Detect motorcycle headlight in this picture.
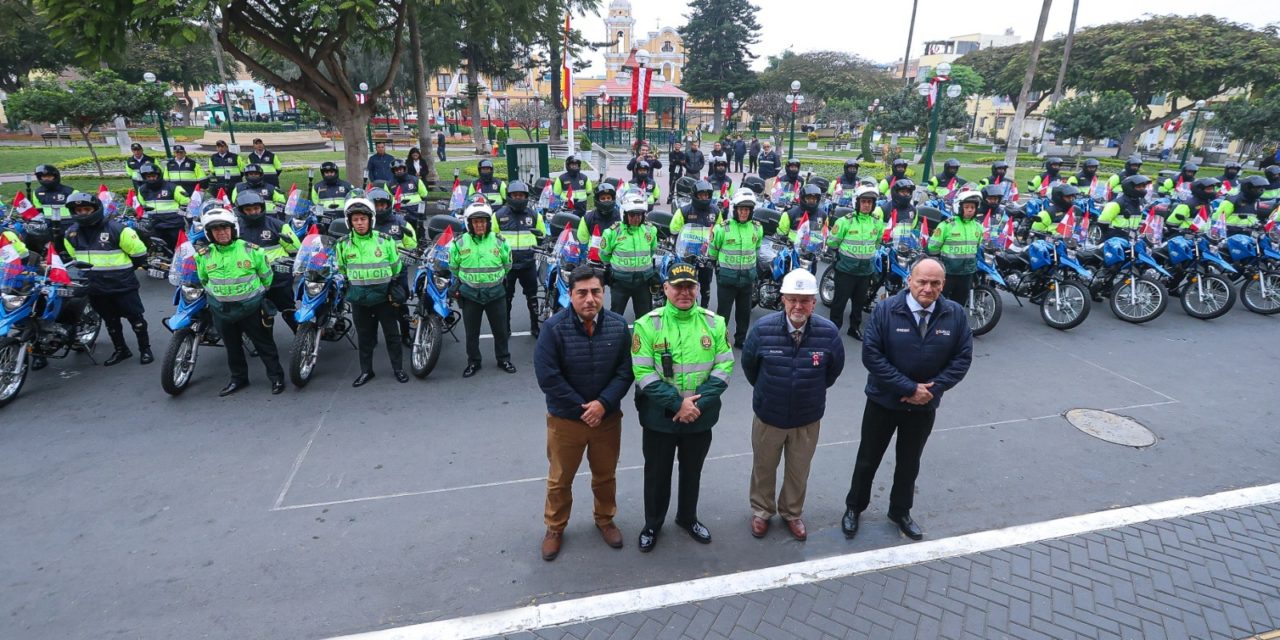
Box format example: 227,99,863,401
179,284,204,303
305,280,328,297
2,293,29,312
433,274,451,291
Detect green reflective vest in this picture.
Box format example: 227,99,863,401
336,231,402,306
709,218,762,286
1214,198,1268,228
602,221,657,285
927,216,983,275
631,301,734,434
830,212,885,276
1098,201,1144,231
448,231,511,304
196,239,272,321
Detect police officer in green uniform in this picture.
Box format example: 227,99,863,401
450,200,515,378
310,162,354,215
163,145,206,195
1107,155,1145,201
878,158,910,195
928,159,966,200
1168,178,1221,232
552,156,593,215
235,191,301,332
232,164,288,212
126,143,156,190
1215,175,1272,233
206,140,240,190
33,164,76,223
710,191,764,349
136,163,191,252
1157,163,1198,199
466,159,507,206
1028,157,1065,198
336,198,409,386
928,189,984,304
194,208,285,396
1097,176,1151,240
494,181,545,337
632,262,735,552
602,193,658,319
389,159,430,232
627,160,662,209
62,192,153,368
368,187,418,344
827,186,886,339
577,183,621,244
1031,184,1081,237
246,138,283,187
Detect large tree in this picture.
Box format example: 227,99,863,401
957,38,1063,114
758,50,896,106
1043,90,1135,150
740,90,819,154
113,39,233,125
678,0,760,132
1214,87,1280,161
38,0,409,182
0,0,68,94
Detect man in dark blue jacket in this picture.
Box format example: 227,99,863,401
533,265,634,561
742,269,845,541
842,258,972,542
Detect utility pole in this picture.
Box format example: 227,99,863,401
1051,0,1079,105
901,0,919,83
1004,0,1054,182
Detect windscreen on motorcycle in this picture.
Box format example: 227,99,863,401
536,185,562,213
892,223,919,254
1,258,35,295
553,227,583,268
168,238,201,287
1140,213,1164,246
795,224,825,256
674,226,711,261
292,231,334,279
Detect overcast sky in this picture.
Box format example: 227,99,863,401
576,0,1280,74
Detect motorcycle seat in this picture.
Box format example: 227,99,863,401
1077,246,1104,264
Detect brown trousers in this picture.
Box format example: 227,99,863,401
544,412,622,532
749,415,821,521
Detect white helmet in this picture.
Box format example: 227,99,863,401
780,269,818,295
853,185,879,202
731,190,757,211
955,189,982,206
344,197,375,224
464,200,494,221
200,208,238,239
621,193,648,216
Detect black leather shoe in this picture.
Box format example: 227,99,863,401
463,362,481,378
394,370,410,383
638,528,658,553
103,348,133,367
271,380,286,395
890,513,924,540
219,380,248,397
677,520,712,544
352,372,376,387
138,348,154,365
847,328,863,341
498,360,517,374
31,355,47,371
841,509,860,538
530,323,540,338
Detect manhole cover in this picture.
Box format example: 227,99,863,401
1064,409,1157,448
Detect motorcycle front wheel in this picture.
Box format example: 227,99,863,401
819,264,836,307
161,328,199,396
1040,279,1091,331
1180,273,1236,319
1109,276,1167,324
1240,271,1280,315
289,322,320,388
967,284,1003,336
410,314,443,379
0,340,30,408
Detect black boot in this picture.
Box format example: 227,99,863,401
132,320,153,365
527,299,541,338
104,348,133,366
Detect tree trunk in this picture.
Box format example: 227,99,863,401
549,29,562,143
407,0,438,186
181,88,195,126
1004,0,1054,183
335,107,372,185
712,97,722,134
80,126,105,177
465,60,488,155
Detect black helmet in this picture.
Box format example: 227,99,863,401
712,156,729,168
594,182,617,214
565,156,580,171
1050,183,1081,209
1181,163,1199,176
1190,177,1221,202
1120,175,1151,200
67,191,104,227
800,184,823,212
691,179,714,212
35,164,61,183
23,218,51,248
367,187,393,223
784,158,801,174
890,178,914,207
741,175,766,195
391,159,407,173
243,163,264,184
1082,158,1100,170
139,163,161,182
981,183,1008,202
992,160,1009,171
506,180,530,212
843,159,860,172
320,161,339,183
477,159,495,178
1240,175,1269,201
235,191,267,221
1223,161,1242,177
943,158,961,171
634,159,651,174
892,158,909,169
692,179,714,197
1125,154,1144,171
1265,165,1280,182
1045,156,1063,170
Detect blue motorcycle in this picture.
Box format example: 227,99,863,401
287,224,355,387
1155,230,1239,319
1221,227,1280,315
408,215,466,379
753,230,821,311
967,243,1009,336
994,235,1093,330
1077,234,1170,323
538,212,584,321
0,263,101,407
159,230,218,396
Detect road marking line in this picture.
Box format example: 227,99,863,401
271,361,354,509
271,403,1160,512
1032,336,1178,402
326,482,1280,640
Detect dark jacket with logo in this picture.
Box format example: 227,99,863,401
534,308,634,420
742,311,845,428
863,291,972,412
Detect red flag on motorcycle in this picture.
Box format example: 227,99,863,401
588,224,602,261
883,209,897,243
125,189,144,219
720,182,729,210
12,191,38,221
284,184,300,216
436,223,454,247
0,233,22,266
1057,208,1076,238
169,228,200,286
187,183,204,215
1265,210,1278,233
215,187,228,207
999,216,1015,249
795,212,811,248
45,243,71,285
981,210,993,244
306,224,320,239
393,184,404,211
1189,206,1210,233
919,215,930,240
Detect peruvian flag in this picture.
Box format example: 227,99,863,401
630,66,653,114
45,243,71,285
1056,207,1076,238
833,180,844,201
925,78,939,109
882,209,898,243
168,228,201,286
448,177,466,212
724,100,732,120
356,91,367,105
97,184,114,207
215,187,229,207
12,191,39,221
920,214,931,240
393,184,404,211
998,216,1015,249
981,211,993,244
1078,210,1090,242
821,216,830,244
126,189,144,219
588,224,603,261
187,183,204,215
1264,210,1277,233
720,182,729,211
0,233,21,266
564,180,575,207
436,222,455,247
1189,206,1210,233
795,212,811,248
284,183,300,215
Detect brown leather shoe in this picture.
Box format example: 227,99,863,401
598,522,624,549
541,530,563,561
786,518,807,541
750,516,770,538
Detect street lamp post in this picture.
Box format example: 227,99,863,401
634,49,651,150
358,82,373,152
725,91,736,133
142,72,172,160
598,86,610,146
265,91,276,122
1179,99,1209,168
919,61,962,184
784,81,805,159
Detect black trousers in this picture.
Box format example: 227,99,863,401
715,277,753,345
461,296,510,364
733,156,744,172
437,146,446,162
609,279,653,320
265,284,298,333
504,265,539,329
217,308,283,384
695,264,714,308
942,272,974,307
829,270,872,331
749,155,759,173
845,399,937,518
642,427,714,530
352,301,403,374
89,291,149,350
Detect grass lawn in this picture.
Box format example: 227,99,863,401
131,126,207,142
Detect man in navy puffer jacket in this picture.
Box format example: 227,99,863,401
742,270,846,541
534,266,634,561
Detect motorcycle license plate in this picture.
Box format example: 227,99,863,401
147,269,167,279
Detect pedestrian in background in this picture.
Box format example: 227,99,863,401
534,265,634,561
733,136,747,174
748,137,761,174
742,270,845,541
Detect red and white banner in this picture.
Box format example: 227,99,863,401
561,13,573,111
630,67,653,114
